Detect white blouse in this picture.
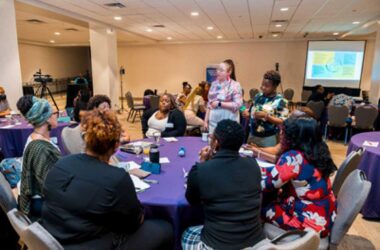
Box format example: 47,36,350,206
146,111,168,137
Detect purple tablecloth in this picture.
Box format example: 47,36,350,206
0,117,69,158
115,137,206,249
347,132,380,218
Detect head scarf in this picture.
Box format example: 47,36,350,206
25,97,52,127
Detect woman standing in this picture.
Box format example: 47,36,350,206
16,96,60,219
204,60,243,134
183,85,206,126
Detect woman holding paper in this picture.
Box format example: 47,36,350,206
41,109,173,249
204,60,243,134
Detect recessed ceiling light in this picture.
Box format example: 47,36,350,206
217,35,223,39
146,28,153,32
275,24,282,28
272,34,278,37
280,7,289,12
54,32,61,36
114,16,122,21
207,26,214,30
191,12,199,16
352,21,360,24
49,40,55,43
167,36,172,40
333,32,339,35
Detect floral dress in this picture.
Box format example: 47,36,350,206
261,150,337,238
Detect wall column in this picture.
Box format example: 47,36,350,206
370,23,380,104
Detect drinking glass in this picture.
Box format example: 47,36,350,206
153,132,161,146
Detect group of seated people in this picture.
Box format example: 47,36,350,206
0,59,343,249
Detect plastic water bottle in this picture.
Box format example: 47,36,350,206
178,147,186,157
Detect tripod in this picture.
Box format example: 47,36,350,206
35,82,59,111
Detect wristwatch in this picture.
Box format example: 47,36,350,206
218,101,222,107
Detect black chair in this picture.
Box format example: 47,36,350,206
126,91,146,123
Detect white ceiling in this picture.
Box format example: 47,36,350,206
16,0,380,45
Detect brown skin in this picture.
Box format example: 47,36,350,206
155,94,173,120
199,133,219,162
253,78,283,125
0,89,10,116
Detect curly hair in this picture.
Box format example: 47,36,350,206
214,119,245,151
81,110,121,155
263,70,281,87
282,117,337,178
87,95,111,110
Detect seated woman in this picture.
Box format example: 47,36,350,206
41,110,173,249
176,82,192,109
262,116,337,238
16,96,60,219
142,93,186,138
0,87,11,116
183,85,206,126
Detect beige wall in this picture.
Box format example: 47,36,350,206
18,43,91,83
118,40,375,101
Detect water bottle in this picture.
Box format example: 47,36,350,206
178,147,186,157
149,144,160,163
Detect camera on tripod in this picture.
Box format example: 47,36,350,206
33,69,53,85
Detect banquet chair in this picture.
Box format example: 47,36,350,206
257,229,320,250
263,170,371,250
353,105,378,130
150,95,160,110
7,208,31,237
332,148,364,196
301,90,312,102
324,105,350,144
306,101,325,120
126,91,146,123
21,221,64,250
283,88,294,101
249,88,259,100
61,124,83,154
0,173,17,213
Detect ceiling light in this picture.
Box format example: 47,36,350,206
217,35,223,39
272,34,278,37
275,24,282,28
352,21,360,24
54,32,61,36
280,7,289,12
191,12,199,16
167,36,172,40
49,40,55,43
114,16,122,21
333,32,339,35
207,26,214,30
146,28,153,32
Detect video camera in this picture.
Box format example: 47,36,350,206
33,69,53,85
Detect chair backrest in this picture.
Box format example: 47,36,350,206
61,125,84,155
306,101,325,120
125,91,134,109
150,95,160,110
249,88,259,100
354,105,378,129
257,230,320,250
7,208,31,236
301,90,312,102
327,105,349,127
283,88,294,101
330,170,371,247
0,173,17,213
332,148,364,196
22,222,64,250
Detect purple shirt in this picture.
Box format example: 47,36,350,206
207,79,243,113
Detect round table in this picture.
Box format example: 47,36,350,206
347,132,380,218
0,117,69,158
115,137,206,249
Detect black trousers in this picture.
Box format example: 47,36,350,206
65,219,173,250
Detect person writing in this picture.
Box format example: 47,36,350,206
204,60,243,134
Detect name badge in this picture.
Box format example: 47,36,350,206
166,123,174,128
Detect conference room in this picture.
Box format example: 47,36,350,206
1,0,380,249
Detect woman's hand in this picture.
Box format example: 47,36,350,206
199,146,213,162
254,111,267,120
203,120,209,131
210,101,219,109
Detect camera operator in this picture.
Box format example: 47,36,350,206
0,87,11,117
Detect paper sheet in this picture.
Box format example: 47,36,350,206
130,174,150,191
118,161,141,171
163,137,178,142
256,159,275,168
0,125,15,129
143,157,170,164
362,140,379,148
239,148,253,157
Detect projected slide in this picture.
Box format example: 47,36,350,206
304,41,365,88
307,51,362,80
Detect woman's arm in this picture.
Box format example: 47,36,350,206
161,109,186,137
141,109,155,138
245,143,281,163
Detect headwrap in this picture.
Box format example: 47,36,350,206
25,96,52,127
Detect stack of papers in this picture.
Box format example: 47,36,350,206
117,161,141,171
130,175,150,192
239,148,253,157
256,159,275,168
163,137,178,142
362,141,379,148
